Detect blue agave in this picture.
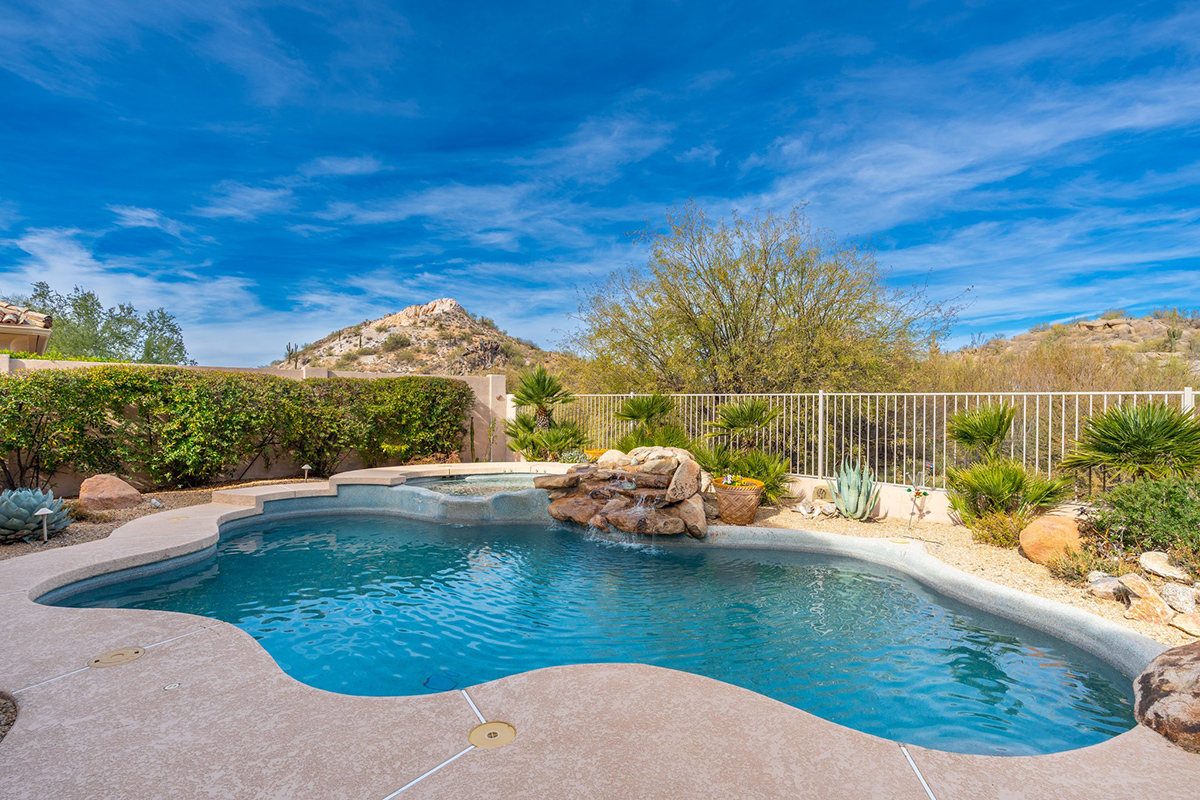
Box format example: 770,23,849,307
0,488,71,543
827,460,881,521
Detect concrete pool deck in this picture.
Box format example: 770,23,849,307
1,462,1197,798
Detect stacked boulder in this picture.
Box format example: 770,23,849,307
535,447,715,539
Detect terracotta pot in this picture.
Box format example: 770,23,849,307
713,479,764,525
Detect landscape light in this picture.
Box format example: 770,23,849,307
33,507,52,542
302,464,313,480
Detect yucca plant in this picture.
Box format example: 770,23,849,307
705,398,781,452
947,403,1016,461
1060,402,1200,480
946,459,1072,545
735,449,793,505
0,488,71,543
615,393,674,433
828,460,881,520
512,365,573,430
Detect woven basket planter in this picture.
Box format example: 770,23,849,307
713,479,764,525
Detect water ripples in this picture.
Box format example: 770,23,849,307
59,515,1135,755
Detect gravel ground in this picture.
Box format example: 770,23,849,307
0,479,322,564
755,506,1193,647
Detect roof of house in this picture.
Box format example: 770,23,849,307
0,301,52,329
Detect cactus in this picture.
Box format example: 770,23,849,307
827,460,881,521
0,488,71,543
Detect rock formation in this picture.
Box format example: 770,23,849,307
78,474,142,511
1134,640,1200,753
537,447,715,539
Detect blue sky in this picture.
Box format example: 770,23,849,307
2,1,1199,366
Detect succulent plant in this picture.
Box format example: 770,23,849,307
0,488,71,544
827,460,881,521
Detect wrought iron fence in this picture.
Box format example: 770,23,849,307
559,390,1194,487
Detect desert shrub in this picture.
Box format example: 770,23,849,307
0,369,105,490
947,459,1072,546
1081,476,1200,571
381,333,412,352
1060,402,1200,481
1045,549,1112,585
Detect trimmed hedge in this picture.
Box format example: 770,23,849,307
0,366,474,490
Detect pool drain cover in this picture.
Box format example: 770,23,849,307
469,721,516,749
88,647,145,668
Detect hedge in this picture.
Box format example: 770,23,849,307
0,366,474,490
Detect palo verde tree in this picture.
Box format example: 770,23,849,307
569,202,957,393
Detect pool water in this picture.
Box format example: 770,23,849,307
55,515,1135,755
405,474,542,496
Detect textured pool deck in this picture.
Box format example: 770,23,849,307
1,463,1197,799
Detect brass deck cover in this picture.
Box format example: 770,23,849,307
89,647,145,668
469,721,516,749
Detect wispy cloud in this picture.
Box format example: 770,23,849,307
192,182,295,221
108,205,189,239
300,155,385,177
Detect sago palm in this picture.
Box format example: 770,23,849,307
1060,402,1200,480
512,365,573,430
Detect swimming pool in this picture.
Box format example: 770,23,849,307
51,513,1135,755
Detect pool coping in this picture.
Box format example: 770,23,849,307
0,462,1196,798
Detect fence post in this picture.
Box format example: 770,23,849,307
817,390,826,479
1185,387,1195,414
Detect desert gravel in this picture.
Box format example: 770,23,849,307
755,507,1193,647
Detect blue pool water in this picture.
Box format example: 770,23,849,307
54,515,1135,755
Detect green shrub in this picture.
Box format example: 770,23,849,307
0,367,473,489
1082,476,1200,571
503,413,590,461
614,424,692,453
947,403,1015,461
381,333,412,352
704,398,780,451
734,449,792,505
1045,548,1111,585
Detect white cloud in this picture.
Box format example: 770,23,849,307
192,181,295,221
300,155,385,177
513,114,672,184
108,205,189,239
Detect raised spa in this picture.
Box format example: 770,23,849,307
48,512,1136,756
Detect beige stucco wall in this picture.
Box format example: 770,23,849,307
786,475,954,525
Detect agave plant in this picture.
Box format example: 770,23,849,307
948,403,1017,462
512,365,573,430
827,460,881,520
0,488,71,543
1060,402,1200,480
704,398,781,451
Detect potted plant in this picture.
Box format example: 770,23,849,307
713,474,764,525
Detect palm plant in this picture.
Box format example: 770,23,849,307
503,413,590,461
735,449,793,505
512,365,572,430
705,398,781,451
948,403,1016,461
947,459,1073,545
614,424,692,454
1060,402,1200,480
615,393,674,433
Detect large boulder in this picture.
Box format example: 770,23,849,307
548,497,605,526
1118,574,1176,624
1018,516,1081,565
1139,551,1192,582
640,457,679,475
596,449,630,468
664,494,707,539
78,474,142,511
606,506,685,536
534,474,581,490
1134,641,1200,752
666,459,701,503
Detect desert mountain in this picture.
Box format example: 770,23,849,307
983,311,1200,363
277,298,571,379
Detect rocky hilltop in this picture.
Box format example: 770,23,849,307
990,312,1200,362
277,298,570,378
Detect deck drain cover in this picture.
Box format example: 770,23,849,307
89,647,145,668
889,537,911,544
469,721,516,749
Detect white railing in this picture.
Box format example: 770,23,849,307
561,389,1193,487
